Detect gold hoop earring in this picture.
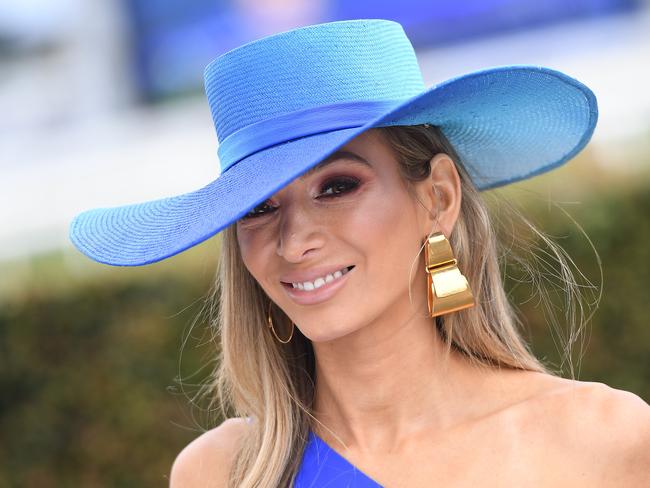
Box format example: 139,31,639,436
267,301,295,344
424,232,475,317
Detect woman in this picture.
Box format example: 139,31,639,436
70,19,650,487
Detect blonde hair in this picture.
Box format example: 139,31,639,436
197,124,598,487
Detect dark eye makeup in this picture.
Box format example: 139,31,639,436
239,175,361,221
318,175,360,198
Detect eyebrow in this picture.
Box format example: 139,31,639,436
299,150,370,180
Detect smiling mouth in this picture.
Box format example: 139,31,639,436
281,265,355,291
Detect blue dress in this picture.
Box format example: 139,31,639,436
294,430,384,487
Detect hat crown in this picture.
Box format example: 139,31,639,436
204,19,425,143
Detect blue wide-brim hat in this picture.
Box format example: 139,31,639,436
70,19,598,266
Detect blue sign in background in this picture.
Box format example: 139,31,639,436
123,0,640,102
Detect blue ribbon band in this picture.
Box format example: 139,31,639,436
217,99,405,172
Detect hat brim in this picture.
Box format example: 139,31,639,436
70,65,597,266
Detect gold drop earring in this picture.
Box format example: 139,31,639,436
424,232,475,317
267,300,295,344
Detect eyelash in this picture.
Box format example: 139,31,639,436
241,176,360,220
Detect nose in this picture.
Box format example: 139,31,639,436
276,200,325,263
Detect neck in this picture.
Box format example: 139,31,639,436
310,294,497,451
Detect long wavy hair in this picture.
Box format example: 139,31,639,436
197,124,598,487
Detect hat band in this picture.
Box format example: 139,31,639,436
217,99,405,172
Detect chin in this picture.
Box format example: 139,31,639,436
300,321,361,344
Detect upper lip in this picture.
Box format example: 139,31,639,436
280,264,353,284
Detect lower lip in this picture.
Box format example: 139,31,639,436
282,267,354,305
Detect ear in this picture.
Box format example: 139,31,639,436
414,153,462,238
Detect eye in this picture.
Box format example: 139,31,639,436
318,176,360,198
239,176,360,221
241,200,277,220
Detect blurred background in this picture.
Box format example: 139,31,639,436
1,0,649,485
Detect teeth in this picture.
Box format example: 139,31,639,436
291,266,351,291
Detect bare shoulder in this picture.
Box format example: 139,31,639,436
531,377,650,486
546,378,650,440
169,417,250,488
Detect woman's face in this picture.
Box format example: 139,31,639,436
235,129,443,343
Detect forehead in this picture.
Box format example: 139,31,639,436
299,149,370,179
299,129,385,180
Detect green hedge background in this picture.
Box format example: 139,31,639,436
1,150,649,487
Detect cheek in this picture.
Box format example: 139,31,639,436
347,197,400,240
359,193,423,293
340,187,420,267
236,229,266,281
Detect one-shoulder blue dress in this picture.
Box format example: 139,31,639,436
294,430,384,487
